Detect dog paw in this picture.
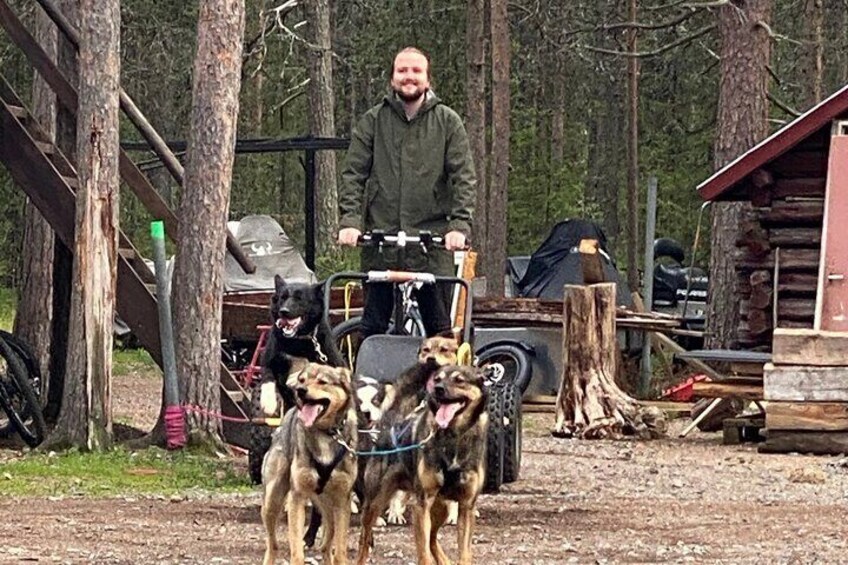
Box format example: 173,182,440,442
375,516,387,527
351,498,359,514
386,511,406,525
259,382,278,416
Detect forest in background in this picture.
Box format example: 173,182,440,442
1,0,845,285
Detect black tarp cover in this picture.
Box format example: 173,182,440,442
516,219,633,307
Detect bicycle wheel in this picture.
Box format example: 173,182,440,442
0,330,44,401
476,343,533,394
0,335,46,447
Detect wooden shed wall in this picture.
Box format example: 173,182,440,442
734,128,831,351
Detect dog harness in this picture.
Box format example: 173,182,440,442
308,416,355,494
307,444,349,494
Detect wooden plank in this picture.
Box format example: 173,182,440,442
764,363,848,401
815,132,848,331
691,381,763,400
772,327,848,366
759,431,848,455
766,402,848,431
769,227,821,248
730,362,766,376
758,200,824,227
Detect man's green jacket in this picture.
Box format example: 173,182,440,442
339,91,476,274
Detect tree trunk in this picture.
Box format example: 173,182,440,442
487,0,509,297
800,0,823,108
172,0,245,446
15,6,57,400
705,0,772,350
625,0,640,291
584,2,624,251
304,0,338,256
550,58,565,167
467,0,488,284
45,0,80,424
48,0,121,450
553,283,666,439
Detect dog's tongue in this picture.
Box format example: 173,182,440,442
435,402,463,429
298,403,323,427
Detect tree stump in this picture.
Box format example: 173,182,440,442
553,283,666,439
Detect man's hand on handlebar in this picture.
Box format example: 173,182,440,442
338,227,362,247
444,230,467,251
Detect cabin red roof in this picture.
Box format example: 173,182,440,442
697,84,848,201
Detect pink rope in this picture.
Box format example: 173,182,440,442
164,405,187,449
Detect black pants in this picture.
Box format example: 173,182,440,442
360,282,452,338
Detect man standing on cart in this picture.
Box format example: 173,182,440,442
338,46,477,338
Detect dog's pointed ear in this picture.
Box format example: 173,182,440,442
274,274,286,292
313,279,326,300
480,364,499,385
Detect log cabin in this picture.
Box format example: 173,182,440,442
697,84,848,454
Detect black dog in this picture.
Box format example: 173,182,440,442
258,275,344,416
256,275,344,549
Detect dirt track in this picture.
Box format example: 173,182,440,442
2,374,848,564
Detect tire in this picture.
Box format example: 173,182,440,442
476,343,533,394
501,383,522,483
332,317,366,371
0,331,43,438
482,387,505,494
247,384,277,485
0,330,43,401
0,336,46,447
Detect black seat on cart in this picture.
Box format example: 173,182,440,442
354,335,424,383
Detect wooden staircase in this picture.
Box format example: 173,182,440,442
0,3,250,447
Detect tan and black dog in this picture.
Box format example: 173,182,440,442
261,363,358,565
385,335,459,420
356,364,488,565
358,335,459,525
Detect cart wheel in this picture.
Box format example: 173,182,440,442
483,387,505,494
247,384,280,485
501,383,522,483
476,343,533,394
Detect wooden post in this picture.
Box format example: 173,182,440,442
578,239,606,284
553,283,666,439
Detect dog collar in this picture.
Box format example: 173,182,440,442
273,324,329,364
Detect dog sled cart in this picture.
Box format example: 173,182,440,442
222,223,525,494
325,267,523,494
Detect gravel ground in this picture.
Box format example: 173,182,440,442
1,372,847,564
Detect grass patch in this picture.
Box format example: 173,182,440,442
112,347,159,378
0,447,251,497
0,287,15,331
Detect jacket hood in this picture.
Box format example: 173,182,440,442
384,90,441,120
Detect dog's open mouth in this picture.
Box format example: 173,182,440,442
297,397,330,427
275,316,303,337
434,398,467,429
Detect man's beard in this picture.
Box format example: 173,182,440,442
394,85,426,103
